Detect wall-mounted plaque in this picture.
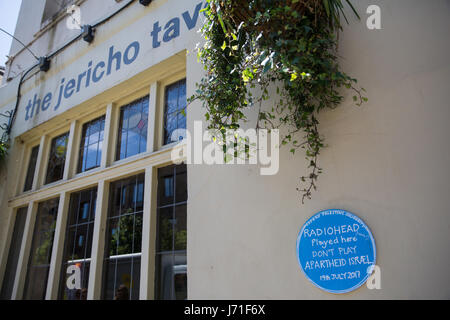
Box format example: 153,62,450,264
296,209,376,293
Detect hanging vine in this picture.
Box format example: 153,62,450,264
190,0,367,203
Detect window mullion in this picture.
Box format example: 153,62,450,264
147,82,158,153
63,120,78,180
139,166,155,300
87,180,109,300
101,103,115,168
11,202,38,300
45,191,70,300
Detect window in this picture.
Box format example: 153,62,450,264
42,0,74,23
23,145,40,192
0,207,28,299
23,198,59,300
45,132,69,184
102,174,145,300
58,187,97,300
164,79,186,145
155,164,187,300
77,116,105,173
116,96,149,160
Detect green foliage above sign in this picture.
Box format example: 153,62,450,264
0,140,8,163
190,0,367,203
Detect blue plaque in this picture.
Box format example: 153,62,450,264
296,209,376,294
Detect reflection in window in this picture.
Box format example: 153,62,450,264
24,145,40,192
78,116,105,173
0,207,27,299
155,164,187,300
58,188,97,300
23,198,59,300
102,174,144,300
116,96,149,161
45,133,69,184
164,79,186,145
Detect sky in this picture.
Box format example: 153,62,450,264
0,0,22,67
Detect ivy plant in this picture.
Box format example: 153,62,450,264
0,140,8,163
190,0,367,203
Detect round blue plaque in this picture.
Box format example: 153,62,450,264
296,209,376,294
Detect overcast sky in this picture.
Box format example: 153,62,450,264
0,0,22,67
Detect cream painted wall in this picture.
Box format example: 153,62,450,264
186,0,450,299
0,0,449,300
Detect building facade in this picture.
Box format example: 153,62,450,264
0,0,449,300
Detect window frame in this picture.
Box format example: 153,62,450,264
101,173,145,300
4,60,187,300
22,144,41,193
22,197,60,300
44,130,70,186
77,115,106,174
154,163,187,300
58,187,98,300
115,95,150,162
155,72,187,151
162,79,187,146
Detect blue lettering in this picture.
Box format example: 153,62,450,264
151,22,161,48
85,61,92,88
163,18,180,42
25,99,32,121
77,71,87,92
182,2,203,30
42,92,52,111
123,41,140,65
64,78,76,99
107,46,121,75
54,78,65,110
24,1,206,121
93,61,105,82
31,94,40,116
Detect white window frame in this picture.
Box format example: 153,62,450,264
1,56,188,300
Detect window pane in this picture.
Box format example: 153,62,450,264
0,207,28,299
84,143,99,171
59,262,90,300
175,166,187,203
155,253,187,300
102,257,140,300
24,145,40,192
157,207,174,252
164,79,186,145
87,118,101,144
102,173,144,300
46,133,69,184
78,116,105,173
155,164,187,300
164,112,178,145
116,96,149,160
178,81,186,109
166,84,179,114
133,213,143,254
116,215,136,255
177,111,186,139
23,198,59,300
58,188,96,300
106,217,120,257
174,204,187,251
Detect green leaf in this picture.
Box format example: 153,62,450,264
290,72,298,81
